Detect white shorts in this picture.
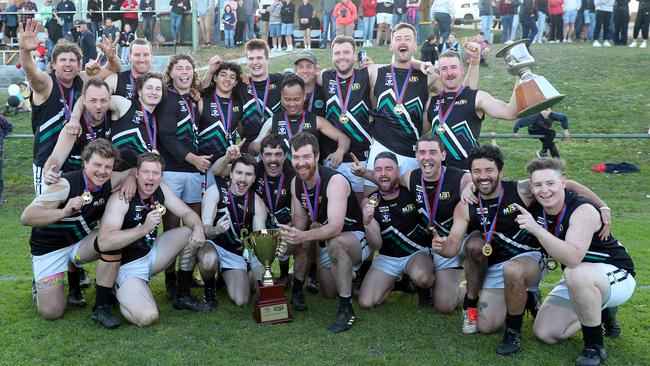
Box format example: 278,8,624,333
32,241,83,281
162,171,215,204
33,163,46,196
548,263,636,308
318,231,371,271
371,249,433,280
376,12,393,25
365,139,418,188
324,160,366,193
482,251,546,290
207,240,262,271
116,241,158,287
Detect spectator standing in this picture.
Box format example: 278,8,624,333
534,0,549,42
87,0,103,37
563,0,579,41
0,113,12,205
56,0,75,37
298,0,314,49
499,0,517,43
170,0,191,46
612,0,630,45
321,0,338,48
581,0,597,41
235,0,246,46
119,23,135,62
140,0,157,42
36,0,53,23
479,0,495,43
269,0,283,52
281,0,296,51
513,108,570,158
406,0,422,43
75,20,97,69
104,0,122,28
376,0,394,45
629,0,650,48
509,0,521,42
430,0,454,43
5,0,18,43
121,0,139,33
362,0,377,47
394,0,407,24
259,0,273,43
520,0,538,47
244,0,259,42
592,0,613,46
44,11,63,59
223,4,237,48
18,0,37,29
334,0,358,37
548,0,564,42
197,0,212,46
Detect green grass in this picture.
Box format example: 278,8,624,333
1,38,649,365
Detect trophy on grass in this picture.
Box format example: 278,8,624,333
241,228,292,324
495,39,565,118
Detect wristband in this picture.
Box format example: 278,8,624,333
599,207,611,211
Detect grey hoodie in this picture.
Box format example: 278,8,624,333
269,0,283,23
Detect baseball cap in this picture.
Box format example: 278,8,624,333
75,19,86,26
294,50,317,65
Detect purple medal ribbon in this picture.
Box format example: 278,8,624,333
302,174,321,223
213,92,233,143
437,86,465,130
420,167,446,227
284,112,306,139
250,78,270,115
335,72,356,118
227,187,249,229
306,91,315,113
140,104,157,151
477,185,504,244
263,173,285,212
56,80,75,121
82,172,101,194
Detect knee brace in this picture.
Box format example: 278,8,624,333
94,238,122,263
179,245,198,271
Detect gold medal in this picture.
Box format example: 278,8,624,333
368,195,379,208
339,113,349,124
437,125,446,135
155,202,167,215
81,191,93,205
310,222,322,230
482,243,493,256
394,104,405,115
546,258,558,271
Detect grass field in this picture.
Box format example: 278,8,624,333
1,31,649,365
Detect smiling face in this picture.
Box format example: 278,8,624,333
139,77,163,108
281,84,306,116
230,161,256,196
416,140,446,180
291,144,319,182
439,55,465,91
470,158,502,198
332,41,355,76
214,68,238,95
294,60,317,86
169,59,194,93
247,48,269,79
530,169,566,211
52,51,81,84
137,160,163,198
261,145,285,177
83,153,114,188
373,157,399,194
83,85,111,125
391,27,417,63
129,43,152,76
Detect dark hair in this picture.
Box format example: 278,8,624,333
245,39,270,59
136,72,165,95
281,73,305,93
290,132,319,156
213,62,242,88
51,39,82,69
525,157,565,177
467,145,504,172
374,151,398,165
260,133,287,155
416,133,446,154
137,152,166,170
82,78,110,96
478,31,485,36
129,38,152,54
81,138,119,163
231,154,257,172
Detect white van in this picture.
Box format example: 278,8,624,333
454,0,480,24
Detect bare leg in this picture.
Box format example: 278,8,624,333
358,268,396,309
534,296,581,343
35,273,66,320
432,268,463,314
116,277,159,327
222,269,250,306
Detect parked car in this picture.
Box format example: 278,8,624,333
454,0,480,24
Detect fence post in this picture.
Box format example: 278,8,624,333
192,6,198,52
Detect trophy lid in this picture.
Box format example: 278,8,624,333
495,39,530,58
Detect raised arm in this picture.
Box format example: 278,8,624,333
475,86,518,121
18,20,53,99
42,128,78,180
20,180,78,227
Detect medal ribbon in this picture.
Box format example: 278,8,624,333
250,78,270,115
137,194,156,211
129,72,137,96
437,86,465,129
420,167,446,226
543,203,567,237
335,72,356,117
227,188,249,229
306,91,315,112
141,104,157,151
56,80,74,121
82,111,97,141
82,172,101,193
477,184,504,244
284,112,305,139
302,174,321,222
172,88,196,127
390,64,412,106
263,173,284,212
213,92,233,139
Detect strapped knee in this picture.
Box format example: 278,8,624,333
94,238,122,262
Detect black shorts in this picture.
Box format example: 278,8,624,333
299,23,312,31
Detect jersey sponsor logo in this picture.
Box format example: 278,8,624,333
304,123,312,129
278,126,286,134
210,103,219,117
315,100,325,108
402,203,416,213
352,82,361,91
440,191,451,200
233,106,240,112
92,198,106,207
503,204,517,215
381,212,391,223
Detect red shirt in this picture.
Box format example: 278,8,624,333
122,0,139,19
333,1,358,26
362,0,378,16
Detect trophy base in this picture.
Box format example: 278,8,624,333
254,284,292,325
515,77,565,118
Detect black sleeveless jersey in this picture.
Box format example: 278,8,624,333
31,73,83,167
371,66,429,157
115,70,138,99
371,187,429,257
62,116,111,172
120,187,166,265
294,165,364,232
270,111,319,157
531,190,635,277
305,87,326,118
111,99,156,171
408,166,465,237
467,180,541,266
254,160,294,226
427,88,484,170
29,170,112,255
155,89,200,172
198,90,243,163
211,177,258,256
321,69,372,163
237,73,284,152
